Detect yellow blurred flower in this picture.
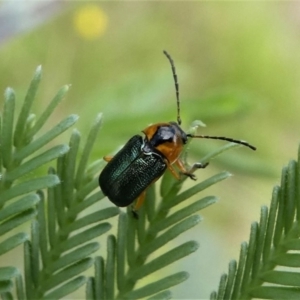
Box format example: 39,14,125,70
74,5,108,40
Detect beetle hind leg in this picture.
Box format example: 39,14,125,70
131,190,146,219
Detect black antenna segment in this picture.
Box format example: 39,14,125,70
163,50,181,125
186,134,256,151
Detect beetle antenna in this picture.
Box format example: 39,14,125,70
163,50,181,125
186,134,256,151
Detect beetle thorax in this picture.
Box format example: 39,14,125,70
142,122,187,164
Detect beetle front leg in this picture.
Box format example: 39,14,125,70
176,159,209,181
187,162,209,179
166,163,181,180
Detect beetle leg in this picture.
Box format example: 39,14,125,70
166,163,181,180
134,191,146,210
175,159,196,180
131,190,146,218
191,162,209,171
176,159,209,181
104,156,114,162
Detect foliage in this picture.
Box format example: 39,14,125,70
85,170,230,299
1,66,300,300
0,66,228,299
212,145,300,300
0,66,121,299
0,65,76,295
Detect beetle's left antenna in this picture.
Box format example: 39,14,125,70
163,50,181,125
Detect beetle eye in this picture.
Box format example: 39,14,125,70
161,129,174,141
149,126,175,146
158,126,175,142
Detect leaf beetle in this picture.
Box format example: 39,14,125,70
99,50,256,213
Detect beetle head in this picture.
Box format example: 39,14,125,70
142,122,187,164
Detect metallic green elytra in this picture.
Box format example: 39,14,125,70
99,135,167,207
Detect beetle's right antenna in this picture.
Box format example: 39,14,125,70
163,50,181,125
186,133,256,151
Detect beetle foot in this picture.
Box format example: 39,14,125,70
188,173,197,180
131,207,139,219
181,172,197,181
181,162,209,181
193,162,209,169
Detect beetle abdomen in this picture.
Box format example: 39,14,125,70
99,135,167,207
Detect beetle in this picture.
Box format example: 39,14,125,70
99,50,256,213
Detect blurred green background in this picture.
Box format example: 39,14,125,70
1,1,300,299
